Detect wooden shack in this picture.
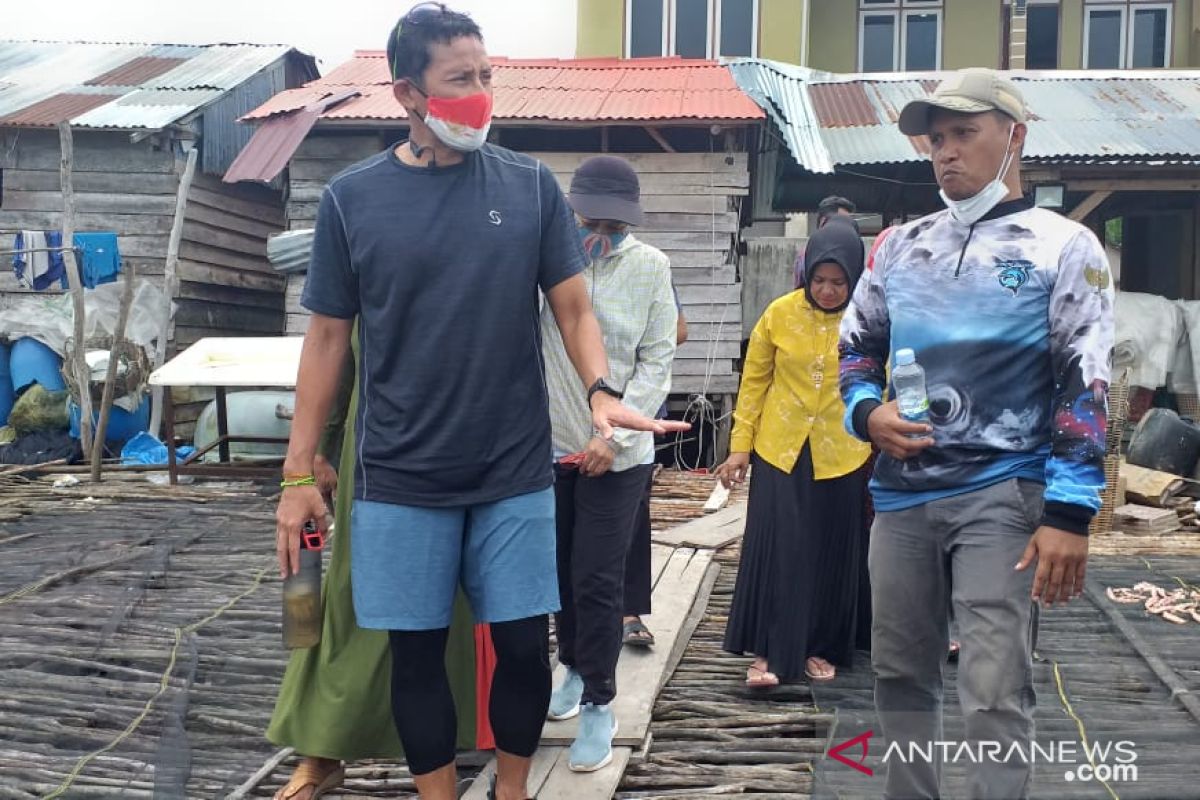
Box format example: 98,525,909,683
0,41,317,429
229,55,764,455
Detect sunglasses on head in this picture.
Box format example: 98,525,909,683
392,2,451,81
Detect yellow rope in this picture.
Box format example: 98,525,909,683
41,567,271,799
1051,660,1120,800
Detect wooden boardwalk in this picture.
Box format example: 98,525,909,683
4,468,1200,800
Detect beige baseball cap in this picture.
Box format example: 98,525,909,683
898,68,1027,136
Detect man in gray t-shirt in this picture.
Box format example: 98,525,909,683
274,7,684,800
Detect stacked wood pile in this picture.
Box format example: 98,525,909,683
1093,459,1200,555
282,138,746,396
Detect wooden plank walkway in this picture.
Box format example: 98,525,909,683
616,546,1200,800
9,467,1195,800
464,547,719,799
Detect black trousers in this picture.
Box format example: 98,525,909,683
622,467,655,616
554,463,653,705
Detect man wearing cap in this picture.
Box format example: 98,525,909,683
839,69,1113,798
540,155,677,772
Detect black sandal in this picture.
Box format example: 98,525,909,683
622,618,655,647
487,773,535,800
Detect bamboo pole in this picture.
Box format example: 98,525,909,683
149,147,198,440
58,122,94,456
90,257,136,481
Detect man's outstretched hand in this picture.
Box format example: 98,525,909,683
1016,526,1089,606
590,392,690,440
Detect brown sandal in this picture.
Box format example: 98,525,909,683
275,759,345,800
746,664,779,688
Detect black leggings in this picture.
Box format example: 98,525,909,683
388,614,551,775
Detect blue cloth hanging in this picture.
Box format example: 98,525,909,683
12,230,68,290
73,232,122,288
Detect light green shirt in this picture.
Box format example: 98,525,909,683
540,234,678,472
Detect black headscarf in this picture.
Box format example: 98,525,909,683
803,216,865,314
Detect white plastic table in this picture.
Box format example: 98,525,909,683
149,337,304,484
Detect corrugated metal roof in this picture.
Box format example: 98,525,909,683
85,56,189,87
241,53,764,124
729,59,1200,174
0,40,313,130
0,92,119,126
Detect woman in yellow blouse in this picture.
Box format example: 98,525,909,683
715,218,871,687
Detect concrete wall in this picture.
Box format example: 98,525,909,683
1059,0,1084,68
578,0,1199,68
760,0,805,63
943,0,1002,69
808,0,856,72
577,0,624,57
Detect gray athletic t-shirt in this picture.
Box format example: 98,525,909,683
302,144,586,507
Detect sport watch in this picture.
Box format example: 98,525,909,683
587,377,624,406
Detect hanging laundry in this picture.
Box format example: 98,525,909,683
12,230,68,290
73,232,122,289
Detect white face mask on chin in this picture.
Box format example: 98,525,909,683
940,124,1017,226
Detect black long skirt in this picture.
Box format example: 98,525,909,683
723,445,869,681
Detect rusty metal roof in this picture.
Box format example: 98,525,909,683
729,59,1200,174
240,53,764,125
0,41,315,130
85,56,189,87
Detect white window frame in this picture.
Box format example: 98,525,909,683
626,0,759,58
858,10,901,72
669,0,716,58
1127,2,1172,67
901,8,943,70
856,1,943,72
714,0,760,58
1083,1,1172,68
625,0,669,58
1083,4,1128,68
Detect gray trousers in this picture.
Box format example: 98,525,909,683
870,479,1042,800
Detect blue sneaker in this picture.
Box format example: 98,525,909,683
568,703,618,772
547,667,584,721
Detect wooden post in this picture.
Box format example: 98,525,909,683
58,122,94,457
90,259,136,482
149,146,199,439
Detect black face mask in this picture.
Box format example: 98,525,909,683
803,217,865,314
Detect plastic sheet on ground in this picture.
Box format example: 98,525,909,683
121,431,195,466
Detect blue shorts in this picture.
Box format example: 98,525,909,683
350,487,559,630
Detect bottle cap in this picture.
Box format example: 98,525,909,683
895,348,916,367
301,521,325,551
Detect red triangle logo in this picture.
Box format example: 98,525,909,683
828,730,874,776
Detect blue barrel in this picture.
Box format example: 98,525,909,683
70,394,151,445
0,342,13,426
9,338,66,392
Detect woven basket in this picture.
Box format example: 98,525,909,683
1092,372,1130,536
1106,370,1130,454
1089,454,1123,535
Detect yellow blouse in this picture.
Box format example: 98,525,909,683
729,291,870,479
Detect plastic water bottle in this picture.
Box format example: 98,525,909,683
282,521,323,649
893,348,930,434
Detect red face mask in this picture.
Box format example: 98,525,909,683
423,91,493,151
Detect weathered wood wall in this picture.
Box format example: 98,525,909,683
282,137,747,395
0,130,286,340
743,237,803,338
0,130,287,434
175,171,285,348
